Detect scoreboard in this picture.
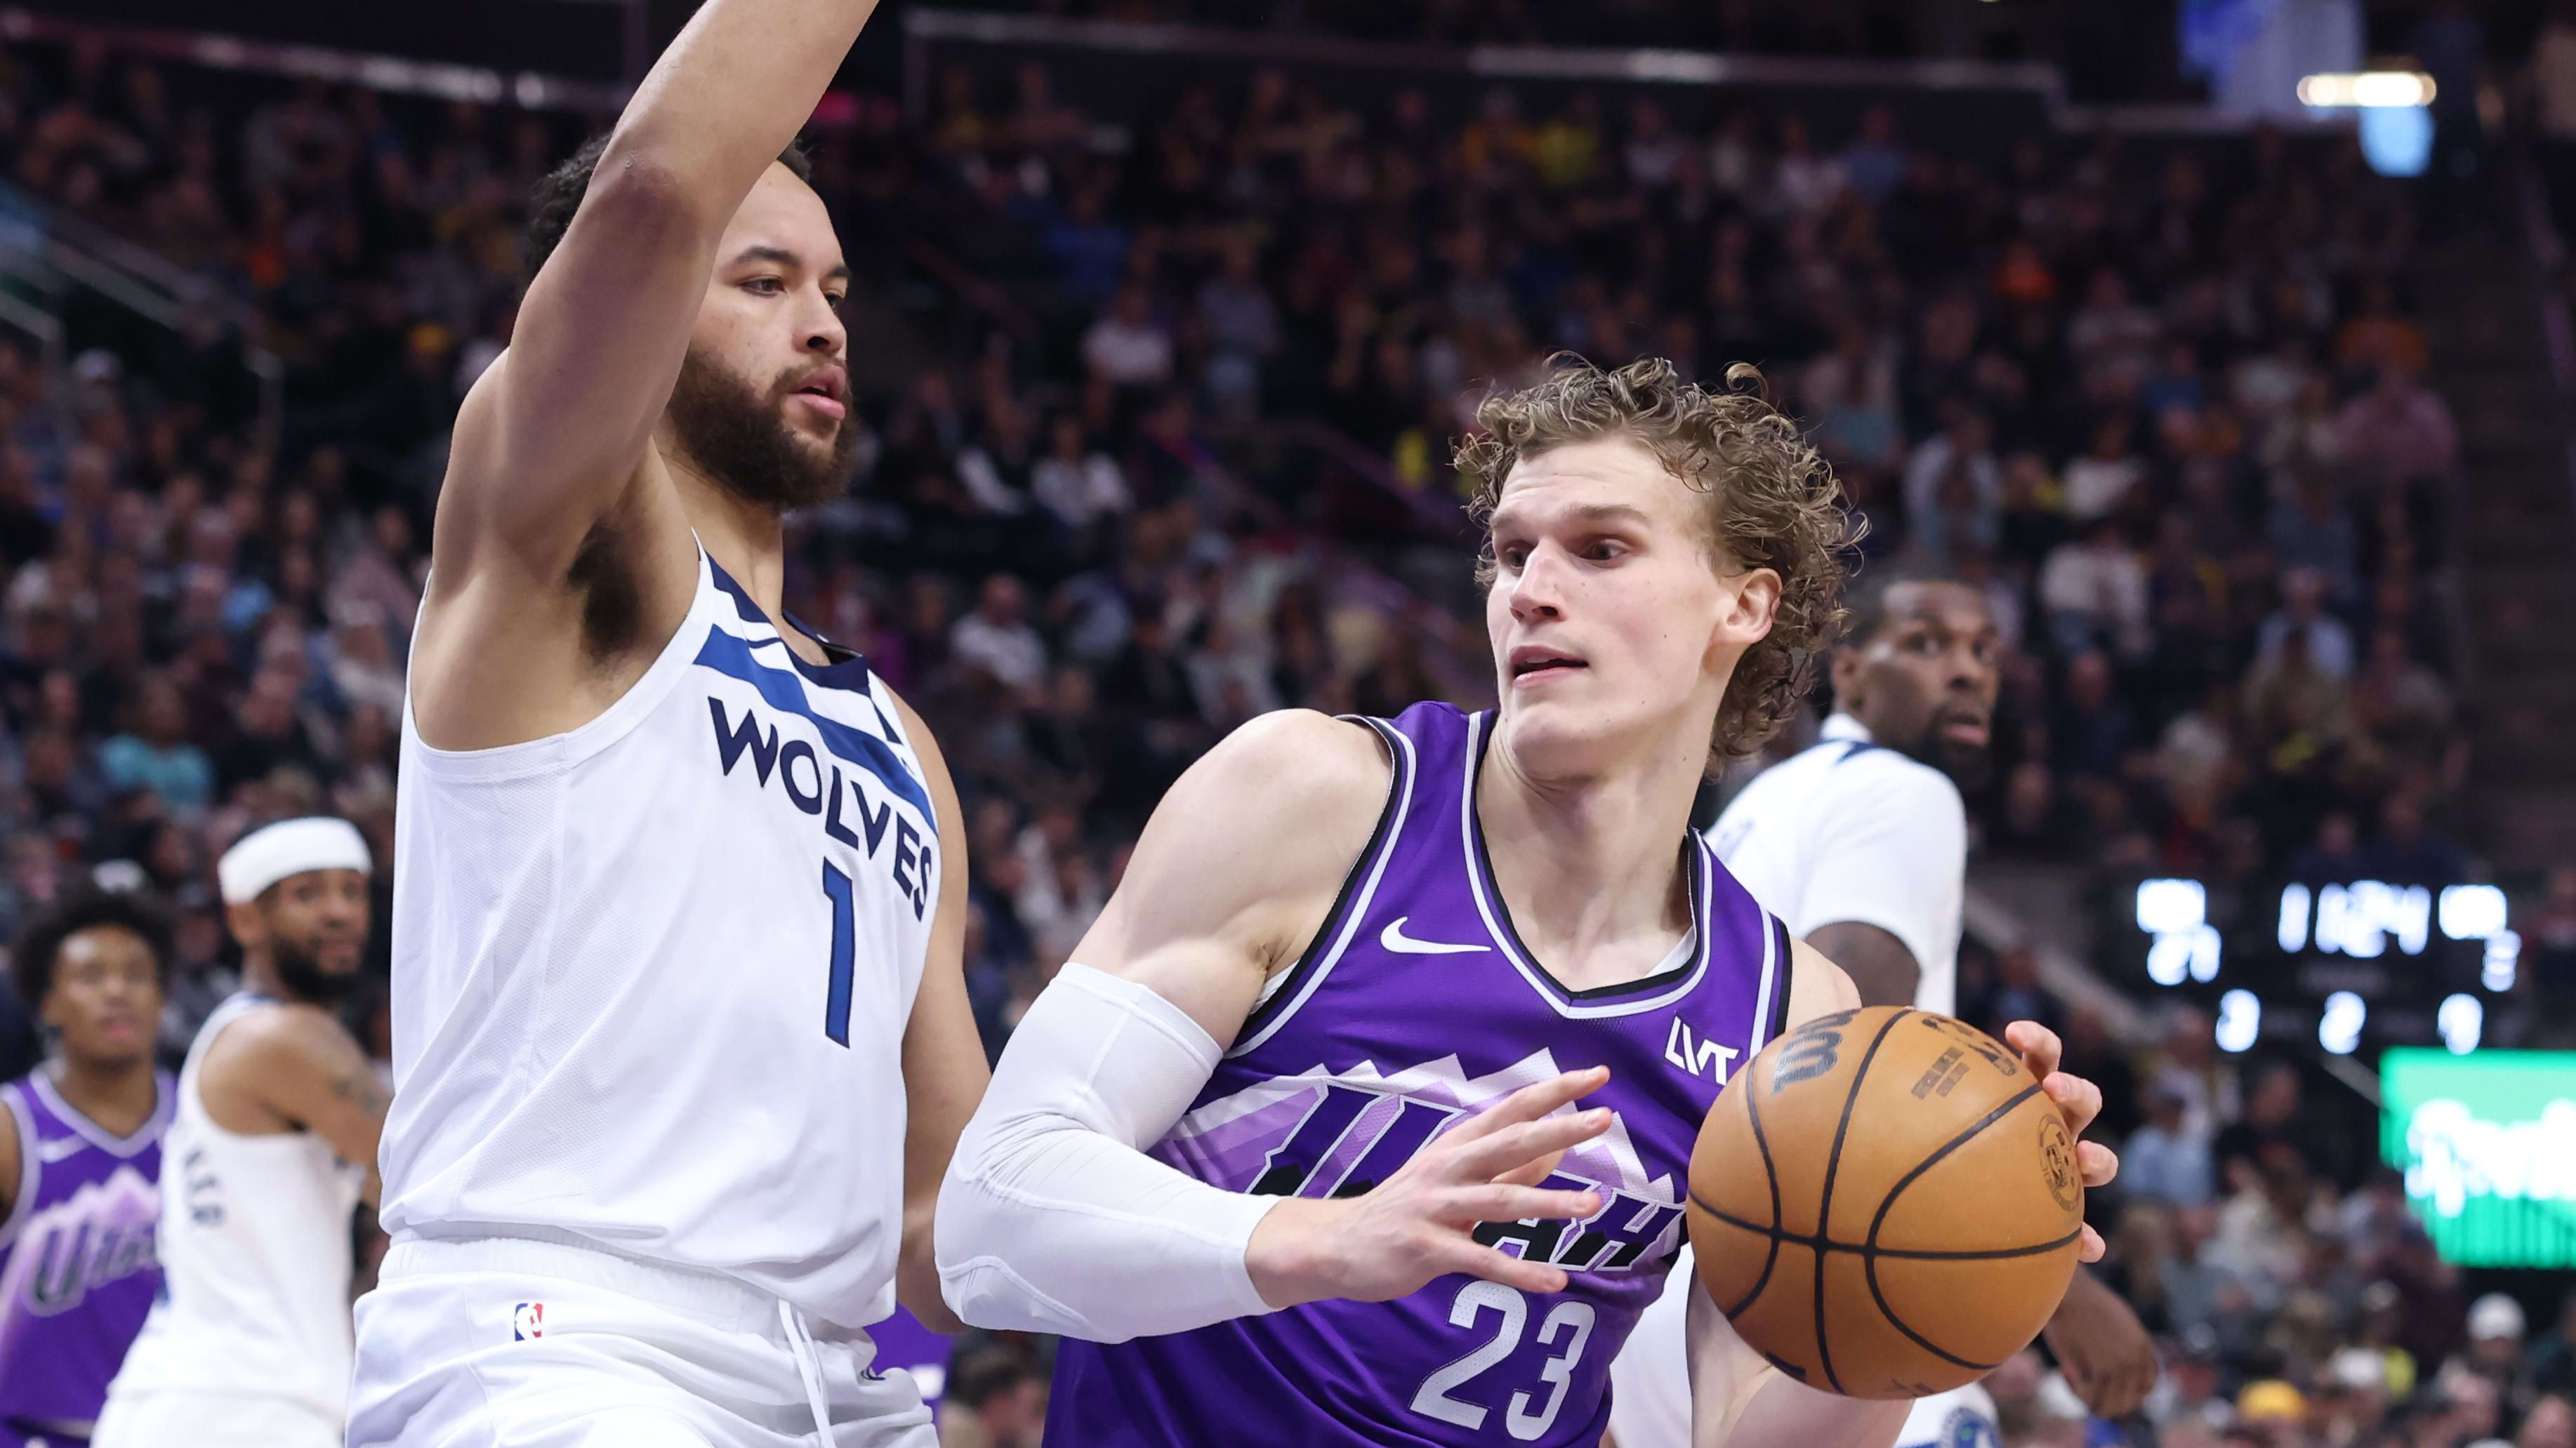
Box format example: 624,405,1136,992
2121,875,2518,1056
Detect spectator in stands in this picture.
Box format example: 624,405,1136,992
2333,362,2461,486
2526,1393,2576,1448
2530,1296,2576,1405
2040,514,2151,659
2123,1079,2218,1208
1081,282,1173,390
98,672,211,811
950,574,1048,697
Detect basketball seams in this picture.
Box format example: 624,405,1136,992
1860,1082,2050,1254
1861,1251,2007,1378
1687,1196,2084,1261
1721,1049,1788,1320
1806,1008,1908,1396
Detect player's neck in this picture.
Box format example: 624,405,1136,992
668,463,810,658
46,1054,159,1136
1475,724,1699,976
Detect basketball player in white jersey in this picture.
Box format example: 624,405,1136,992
1607,576,2158,1448
934,359,2120,1447
94,817,380,1448
345,2,983,1444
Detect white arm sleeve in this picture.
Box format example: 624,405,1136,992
934,962,1286,1342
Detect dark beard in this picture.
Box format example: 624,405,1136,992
666,345,858,512
271,935,359,1007
1894,732,1995,794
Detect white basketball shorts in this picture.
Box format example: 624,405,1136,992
348,1237,936,1448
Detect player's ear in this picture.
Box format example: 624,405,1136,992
1713,565,1781,651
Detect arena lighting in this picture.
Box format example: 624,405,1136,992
2297,71,2437,108
2216,990,2262,1054
2438,995,2484,1056
2319,991,2367,1056
2440,885,2509,941
2484,931,2521,993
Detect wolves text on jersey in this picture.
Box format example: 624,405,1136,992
708,696,933,919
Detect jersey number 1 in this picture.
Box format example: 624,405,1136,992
822,862,857,1046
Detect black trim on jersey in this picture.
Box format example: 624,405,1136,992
1767,915,1795,1042
1832,739,1887,765
1239,715,1410,1037
1467,719,1709,1004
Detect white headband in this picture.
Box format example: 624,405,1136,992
218,817,372,905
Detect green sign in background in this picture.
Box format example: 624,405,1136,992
2379,1049,2576,1267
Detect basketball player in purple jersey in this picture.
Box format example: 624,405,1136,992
0,891,174,1448
937,359,2121,1447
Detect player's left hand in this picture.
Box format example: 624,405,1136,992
2002,1021,2118,1261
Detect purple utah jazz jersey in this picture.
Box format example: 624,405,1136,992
1048,703,1791,1447
0,1070,171,1441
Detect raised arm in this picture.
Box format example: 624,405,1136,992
936,710,1613,1343
441,0,879,578
416,0,884,745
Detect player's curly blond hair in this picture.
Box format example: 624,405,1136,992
1457,355,1856,774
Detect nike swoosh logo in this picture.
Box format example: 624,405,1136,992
39,1136,89,1162
1379,917,1491,955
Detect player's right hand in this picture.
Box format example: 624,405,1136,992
1246,1066,1614,1308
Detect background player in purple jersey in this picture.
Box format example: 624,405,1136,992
937,357,2122,1447
0,889,175,1448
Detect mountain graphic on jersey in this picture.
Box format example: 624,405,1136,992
1048,703,1792,1448
0,1072,170,1434
0,1164,160,1329
1156,1047,1686,1283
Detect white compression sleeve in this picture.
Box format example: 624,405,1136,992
934,962,1286,1342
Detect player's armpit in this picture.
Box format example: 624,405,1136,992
1801,922,1919,1011
892,691,981,1335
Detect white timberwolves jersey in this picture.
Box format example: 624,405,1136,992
383,548,939,1328
1703,715,1966,1016
107,992,366,1421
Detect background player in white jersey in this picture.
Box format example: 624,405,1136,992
345,1,983,1443
934,359,2121,1447
94,817,380,1448
1608,576,2158,1448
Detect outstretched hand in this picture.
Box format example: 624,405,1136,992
1247,1066,1616,1309
2002,1021,2120,1261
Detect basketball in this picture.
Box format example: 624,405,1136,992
1686,1006,2085,1400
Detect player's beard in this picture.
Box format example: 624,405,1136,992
666,345,859,513
271,934,359,1007
1905,720,1995,794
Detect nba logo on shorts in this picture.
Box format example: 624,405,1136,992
513,1302,545,1341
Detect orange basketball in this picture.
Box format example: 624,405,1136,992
1686,1006,2085,1399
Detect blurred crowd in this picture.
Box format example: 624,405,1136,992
919,60,2471,898
0,22,2546,1448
